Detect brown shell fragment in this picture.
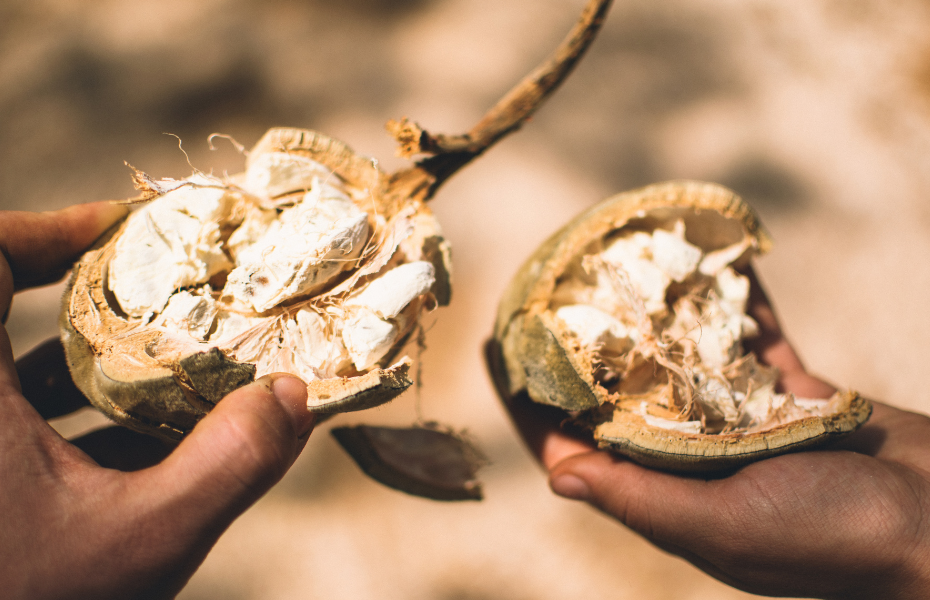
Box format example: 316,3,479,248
493,181,871,472
331,425,484,501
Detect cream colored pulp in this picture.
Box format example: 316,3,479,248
106,152,439,384
549,213,833,434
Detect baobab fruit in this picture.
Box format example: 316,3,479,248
490,181,870,472
62,130,451,440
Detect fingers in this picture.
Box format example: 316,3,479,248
0,202,127,287
835,401,930,467
742,267,786,342
15,338,90,419
0,202,127,319
742,267,803,372
546,453,783,594
548,450,718,540
139,374,316,531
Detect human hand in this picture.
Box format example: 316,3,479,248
490,268,930,600
1,203,317,600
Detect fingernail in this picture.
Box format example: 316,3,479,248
270,375,316,437
550,473,592,502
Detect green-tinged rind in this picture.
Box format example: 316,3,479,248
520,313,600,411
61,267,255,441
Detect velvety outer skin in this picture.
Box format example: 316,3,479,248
491,180,870,472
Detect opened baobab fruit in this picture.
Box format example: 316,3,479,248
60,0,613,500
491,181,870,472
61,128,453,441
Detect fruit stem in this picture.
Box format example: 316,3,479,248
385,0,613,202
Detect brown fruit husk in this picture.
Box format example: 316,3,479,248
491,180,871,473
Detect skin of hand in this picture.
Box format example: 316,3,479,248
0,203,317,600
489,268,930,600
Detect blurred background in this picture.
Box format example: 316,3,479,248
3,0,930,598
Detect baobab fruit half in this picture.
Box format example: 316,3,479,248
61,128,451,441
491,181,870,472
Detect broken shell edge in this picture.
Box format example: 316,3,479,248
594,391,871,473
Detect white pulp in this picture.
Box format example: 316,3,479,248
550,218,830,434
106,151,440,384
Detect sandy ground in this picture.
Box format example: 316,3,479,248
3,0,930,598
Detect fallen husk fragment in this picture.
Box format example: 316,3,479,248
492,181,871,473
332,425,485,501
60,0,613,497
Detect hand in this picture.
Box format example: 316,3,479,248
490,269,930,600
0,203,317,600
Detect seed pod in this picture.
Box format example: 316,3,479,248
491,181,871,472
61,0,613,478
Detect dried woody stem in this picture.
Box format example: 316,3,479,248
384,0,612,203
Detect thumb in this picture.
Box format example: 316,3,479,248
143,374,316,529
547,451,717,539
